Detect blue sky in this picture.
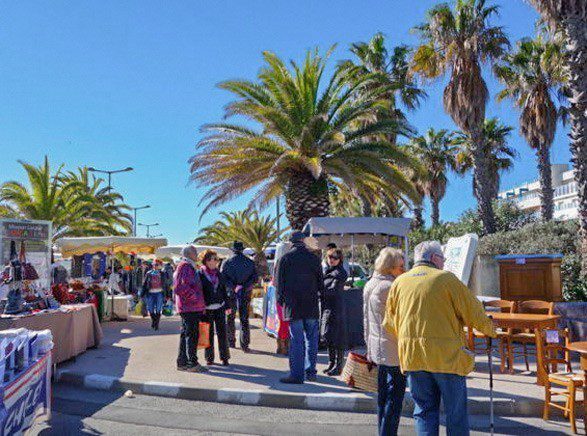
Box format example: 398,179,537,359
0,1,570,244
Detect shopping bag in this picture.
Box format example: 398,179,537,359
197,322,210,349
341,352,378,393
133,299,144,316
162,300,174,317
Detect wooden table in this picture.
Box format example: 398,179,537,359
487,312,560,385
566,341,587,431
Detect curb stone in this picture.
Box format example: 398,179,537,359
55,370,544,416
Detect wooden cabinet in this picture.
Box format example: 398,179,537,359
496,254,563,302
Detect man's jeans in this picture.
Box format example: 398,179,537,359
407,371,469,436
226,289,251,348
288,318,319,382
378,365,406,436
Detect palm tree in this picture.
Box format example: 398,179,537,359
408,129,458,226
189,49,419,230
195,210,285,276
412,0,509,234
455,118,517,202
528,1,587,271
495,36,566,221
0,157,131,240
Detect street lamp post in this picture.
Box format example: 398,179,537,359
138,222,159,238
131,205,151,236
88,166,134,191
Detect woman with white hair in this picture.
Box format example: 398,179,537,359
363,247,406,436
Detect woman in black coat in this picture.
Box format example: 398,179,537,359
320,248,348,376
199,250,230,366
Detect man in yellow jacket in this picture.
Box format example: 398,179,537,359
383,241,495,436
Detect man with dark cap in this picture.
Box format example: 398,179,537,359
275,231,324,384
221,241,258,352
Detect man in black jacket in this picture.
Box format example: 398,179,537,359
221,241,258,352
275,232,323,384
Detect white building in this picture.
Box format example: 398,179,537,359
497,164,579,220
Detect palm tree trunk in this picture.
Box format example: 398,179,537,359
471,129,497,234
430,194,440,227
285,172,330,230
536,143,554,221
563,16,587,275
412,205,424,230
253,252,269,279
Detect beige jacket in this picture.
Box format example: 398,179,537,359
363,273,400,366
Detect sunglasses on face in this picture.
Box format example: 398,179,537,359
209,258,219,262
328,256,340,260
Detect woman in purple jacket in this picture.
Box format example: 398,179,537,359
173,245,207,373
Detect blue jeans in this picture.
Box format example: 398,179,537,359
288,318,319,382
146,291,164,314
378,365,406,436
407,371,469,436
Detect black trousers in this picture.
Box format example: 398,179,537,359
177,312,201,367
205,308,230,362
226,290,251,348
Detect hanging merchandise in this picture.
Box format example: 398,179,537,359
19,242,39,281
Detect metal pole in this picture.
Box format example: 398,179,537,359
276,197,281,240
108,172,112,191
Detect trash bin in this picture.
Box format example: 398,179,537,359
495,254,563,302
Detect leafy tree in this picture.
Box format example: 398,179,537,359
528,1,587,273
455,117,517,200
0,157,131,240
195,210,285,276
408,128,458,226
190,48,419,230
412,0,509,234
495,35,566,221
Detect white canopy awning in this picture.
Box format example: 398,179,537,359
55,236,167,258
155,244,233,260
302,217,411,248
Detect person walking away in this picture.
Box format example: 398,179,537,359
174,245,208,373
321,248,348,376
364,247,406,436
275,232,323,384
199,250,230,366
221,241,258,352
383,241,495,436
142,260,165,330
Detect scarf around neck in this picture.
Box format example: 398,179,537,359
201,265,219,288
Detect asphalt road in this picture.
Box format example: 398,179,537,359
29,385,575,435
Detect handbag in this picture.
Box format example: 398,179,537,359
197,322,211,349
341,352,378,393
19,242,39,281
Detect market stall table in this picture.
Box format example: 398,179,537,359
566,341,587,431
487,312,560,385
0,304,102,364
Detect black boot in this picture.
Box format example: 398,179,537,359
323,347,336,374
327,349,345,376
154,313,161,330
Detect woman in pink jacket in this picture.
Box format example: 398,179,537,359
174,245,207,373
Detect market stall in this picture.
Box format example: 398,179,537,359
155,244,232,261
55,236,167,321
263,217,412,339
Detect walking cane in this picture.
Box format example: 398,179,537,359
487,316,495,436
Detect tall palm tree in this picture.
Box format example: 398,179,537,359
190,49,419,230
408,129,458,226
195,210,285,276
495,36,566,221
528,1,587,271
455,118,517,201
0,157,131,240
412,0,509,234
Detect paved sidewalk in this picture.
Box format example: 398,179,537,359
56,315,583,419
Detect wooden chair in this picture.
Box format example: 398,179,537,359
467,299,514,373
508,300,555,373
541,328,583,434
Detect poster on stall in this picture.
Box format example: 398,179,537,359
263,285,279,337
1,352,52,436
443,233,478,285
0,220,52,290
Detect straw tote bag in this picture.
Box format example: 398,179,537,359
342,352,378,393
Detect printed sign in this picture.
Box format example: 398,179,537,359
443,233,479,285
1,222,50,241
1,353,51,436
